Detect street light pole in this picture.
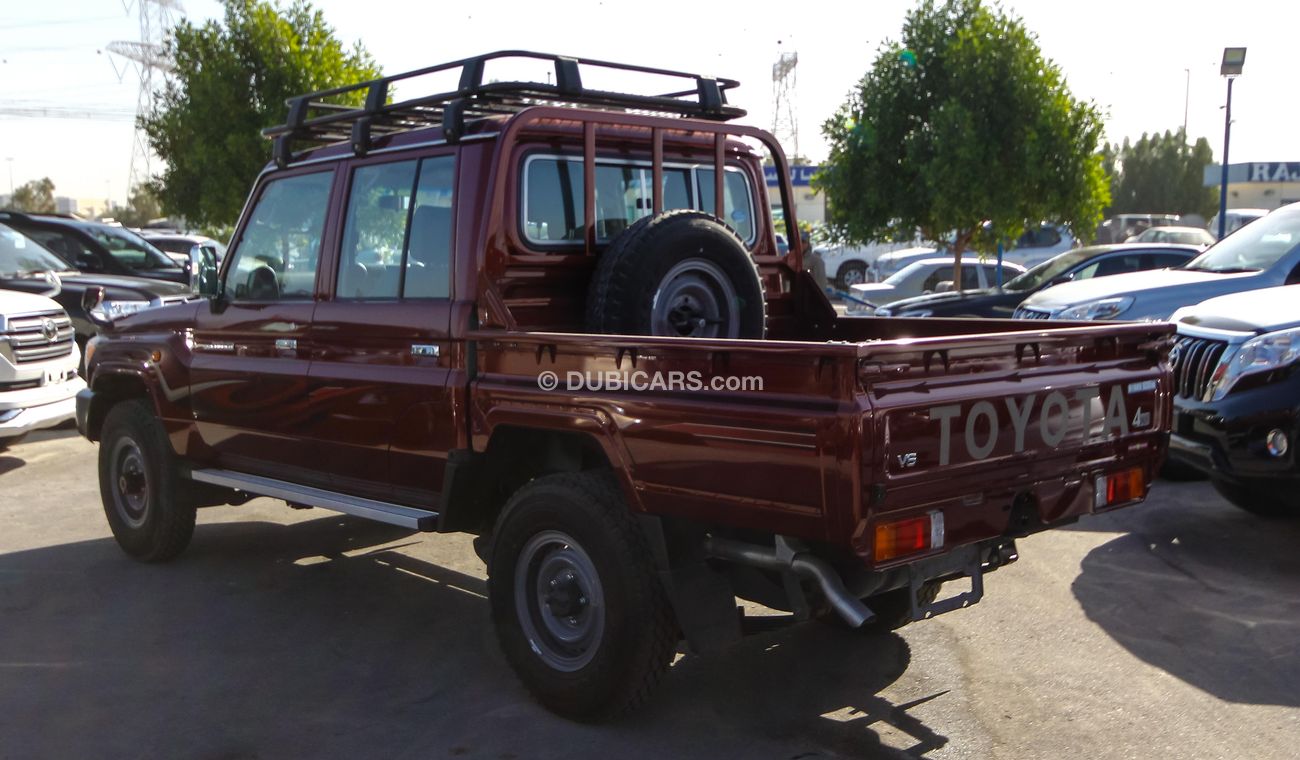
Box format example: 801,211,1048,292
1217,48,1246,240
1182,68,1190,139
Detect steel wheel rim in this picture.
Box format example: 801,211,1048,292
651,258,740,338
110,437,150,529
514,530,605,672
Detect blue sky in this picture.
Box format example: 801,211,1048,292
2,0,1297,204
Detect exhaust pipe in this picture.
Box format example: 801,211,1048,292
704,536,875,628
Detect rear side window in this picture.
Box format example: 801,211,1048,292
337,155,455,300
522,156,752,246
226,171,333,301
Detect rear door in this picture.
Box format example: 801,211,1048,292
304,152,458,506
189,168,335,481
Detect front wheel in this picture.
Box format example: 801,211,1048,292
98,399,196,561
488,471,676,721
1211,477,1300,518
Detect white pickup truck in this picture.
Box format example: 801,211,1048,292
0,289,84,450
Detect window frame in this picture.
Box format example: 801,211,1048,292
221,167,337,304
331,151,458,302
518,152,758,250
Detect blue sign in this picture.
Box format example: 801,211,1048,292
1204,162,1300,185
764,165,821,187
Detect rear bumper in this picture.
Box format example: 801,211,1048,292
0,377,85,439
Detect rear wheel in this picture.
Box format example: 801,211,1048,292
836,261,868,289
488,471,677,721
1211,477,1300,518
98,399,196,561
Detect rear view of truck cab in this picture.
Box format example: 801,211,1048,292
0,290,84,449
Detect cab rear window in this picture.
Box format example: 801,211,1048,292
521,156,755,247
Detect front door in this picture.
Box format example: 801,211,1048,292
189,168,336,483
305,153,458,506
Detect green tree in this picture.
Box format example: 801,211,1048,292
10,177,56,213
143,0,379,228
816,0,1109,281
106,185,164,227
1104,129,1217,219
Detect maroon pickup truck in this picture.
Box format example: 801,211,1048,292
75,52,1172,721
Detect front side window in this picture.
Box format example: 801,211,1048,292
226,171,333,301
337,155,455,300
522,156,751,246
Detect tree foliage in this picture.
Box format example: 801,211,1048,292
106,185,164,227
817,0,1109,277
1103,130,1217,219
10,177,56,213
143,0,380,229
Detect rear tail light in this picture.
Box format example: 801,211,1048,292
874,510,944,563
1094,467,1146,509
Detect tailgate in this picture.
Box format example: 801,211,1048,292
859,324,1172,537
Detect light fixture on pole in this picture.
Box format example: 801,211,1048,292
1217,47,1246,240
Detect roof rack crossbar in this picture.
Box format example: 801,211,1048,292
263,50,746,163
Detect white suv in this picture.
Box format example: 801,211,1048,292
0,289,85,449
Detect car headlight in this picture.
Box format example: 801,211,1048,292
89,299,151,322
1206,327,1300,400
1056,296,1134,321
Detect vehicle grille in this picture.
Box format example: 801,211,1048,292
1170,334,1229,400
2,311,75,364
1013,306,1052,320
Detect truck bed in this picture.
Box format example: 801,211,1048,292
470,317,1173,566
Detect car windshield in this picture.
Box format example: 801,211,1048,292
884,261,934,285
1003,249,1098,292
87,224,182,271
1184,210,1299,273
0,223,75,276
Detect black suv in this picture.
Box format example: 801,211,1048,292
0,211,198,290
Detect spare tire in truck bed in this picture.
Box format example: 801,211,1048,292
586,210,766,339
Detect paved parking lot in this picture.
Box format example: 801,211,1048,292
1,426,1297,759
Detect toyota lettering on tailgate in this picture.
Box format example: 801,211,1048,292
928,386,1147,465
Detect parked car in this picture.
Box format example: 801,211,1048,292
1126,226,1215,247
0,221,195,349
139,231,227,265
1015,202,1300,321
869,245,943,281
1000,223,1077,269
0,288,86,450
75,50,1170,721
0,211,200,291
876,244,1200,318
1166,286,1300,517
1209,208,1269,239
845,257,1026,313
815,238,921,288
1096,213,1180,244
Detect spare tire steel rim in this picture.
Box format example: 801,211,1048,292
110,437,150,529
515,530,605,672
651,258,740,339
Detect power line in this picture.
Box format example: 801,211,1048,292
0,14,122,30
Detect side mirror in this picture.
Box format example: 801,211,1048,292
1049,274,1074,286
934,280,956,293
82,286,110,327
188,246,220,297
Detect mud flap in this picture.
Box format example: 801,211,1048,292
907,544,984,621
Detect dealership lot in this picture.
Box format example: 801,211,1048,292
1,427,1296,759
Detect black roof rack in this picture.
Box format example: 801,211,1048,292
263,50,746,167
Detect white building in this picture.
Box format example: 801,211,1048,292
1203,162,1300,210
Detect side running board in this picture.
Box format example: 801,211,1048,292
190,468,439,531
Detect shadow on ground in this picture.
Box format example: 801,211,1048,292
1072,482,1300,707
0,515,950,759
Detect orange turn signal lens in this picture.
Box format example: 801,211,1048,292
874,512,942,563
1095,467,1145,509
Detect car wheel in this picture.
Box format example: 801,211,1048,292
586,210,766,339
98,398,196,561
836,261,868,289
1211,477,1300,518
488,471,677,721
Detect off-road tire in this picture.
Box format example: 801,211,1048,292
488,471,677,721
98,398,196,561
586,210,766,339
1211,477,1299,518
820,581,942,633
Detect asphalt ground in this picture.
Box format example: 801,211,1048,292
1,425,1297,759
